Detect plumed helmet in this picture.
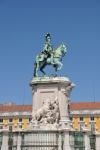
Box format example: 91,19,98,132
45,33,51,41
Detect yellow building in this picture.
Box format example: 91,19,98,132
0,102,100,133
0,103,32,131
70,102,100,133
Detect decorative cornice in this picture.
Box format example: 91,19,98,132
0,112,32,117
71,109,100,115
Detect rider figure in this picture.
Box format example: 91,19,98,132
42,33,54,64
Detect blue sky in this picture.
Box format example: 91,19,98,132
0,0,100,104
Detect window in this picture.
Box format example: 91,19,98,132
9,118,13,123
90,116,94,121
19,125,22,128
70,117,73,121
19,118,22,122
70,123,73,128
29,118,32,122
80,122,84,131
9,126,12,131
74,132,85,149
90,134,96,149
91,123,95,132
8,133,13,147
0,133,3,145
0,126,3,129
80,117,84,121
0,119,3,123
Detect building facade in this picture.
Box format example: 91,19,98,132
70,102,100,133
0,102,100,150
0,103,32,131
0,102,100,133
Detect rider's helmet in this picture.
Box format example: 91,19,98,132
45,33,51,42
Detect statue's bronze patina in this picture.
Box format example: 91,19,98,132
33,33,68,77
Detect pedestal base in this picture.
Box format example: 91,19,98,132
30,76,74,130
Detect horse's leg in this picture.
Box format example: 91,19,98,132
54,61,63,72
33,63,37,77
40,62,46,76
57,62,63,70
36,62,40,77
34,62,40,77
40,69,46,76
40,66,46,76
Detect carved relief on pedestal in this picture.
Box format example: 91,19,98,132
31,98,60,127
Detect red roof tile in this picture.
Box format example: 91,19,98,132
70,102,100,110
0,102,100,113
0,104,32,113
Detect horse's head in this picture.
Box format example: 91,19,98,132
60,44,67,57
54,44,68,58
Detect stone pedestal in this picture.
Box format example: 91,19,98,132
30,76,74,129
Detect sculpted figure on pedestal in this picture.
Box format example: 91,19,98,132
31,100,50,125
41,33,54,64
50,100,60,124
31,98,60,126
33,33,68,77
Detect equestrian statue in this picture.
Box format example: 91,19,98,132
33,33,68,77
